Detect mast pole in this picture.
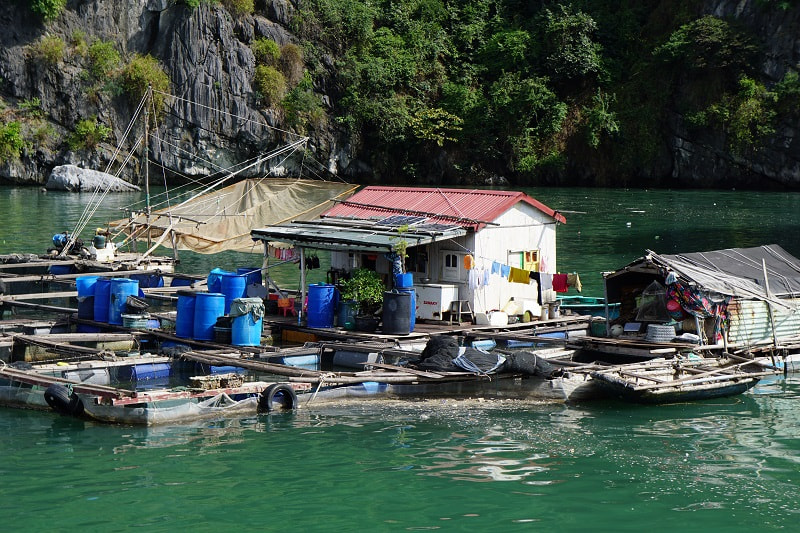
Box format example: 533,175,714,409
144,85,152,249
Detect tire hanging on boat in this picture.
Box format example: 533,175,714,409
258,383,297,413
43,383,85,417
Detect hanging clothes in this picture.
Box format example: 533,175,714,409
553,273,568,292
500,265,511,279
567,272,582,293
529,272,542,305
468,268,480,290
491,261,501,276
463,254,474,270
509,267,530,284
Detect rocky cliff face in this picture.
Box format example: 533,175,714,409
1,0,799,188
0,1,353,186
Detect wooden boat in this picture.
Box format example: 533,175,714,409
589,358,778,404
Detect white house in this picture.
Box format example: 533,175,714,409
251,186,566,322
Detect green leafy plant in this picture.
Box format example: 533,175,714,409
89,40,121,79
119,54,170,114
30,34,66,65
19,98,43,118
251,38,280,66
0,122,26,162
68,117,112,150
253,65,286,106
280,43,305,86
30,0,67,21
221,0,254,15
390,224,410,273
338,268,385,315
282,72,324,129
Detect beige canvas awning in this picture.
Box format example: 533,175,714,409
110,178,358,254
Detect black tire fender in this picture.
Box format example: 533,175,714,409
44,384,85,417
259,383,297,413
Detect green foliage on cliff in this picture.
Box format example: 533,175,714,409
253,65,286,106
251,38,280,66
89,40,121,79
30,0,66,21
119,54,170,113
30,34,65,65
0,122,26,162
68,117,111,151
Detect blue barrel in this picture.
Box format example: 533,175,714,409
237,267,262,286
175,290,197,339
231,312,263,346
307,283,337,328
207,268,231,293
130,273,164,288
221,273,247,314
109,278,140,325
382,291,411,335
193,292,225,341
93,278,112,323
49,263,74,275
398,288,416,332
76,275,99,320
129,363,171,380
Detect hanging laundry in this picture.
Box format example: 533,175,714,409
468,268,480,290
491,261,501,276
500,265,511,279
540,272,553,291
483,268,490,286
509,267,530,284
553,273,568,293
567,272,582,293
529,272,542,304
463,254,474,270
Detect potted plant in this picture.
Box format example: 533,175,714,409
338,268,385,331
390,224,412,288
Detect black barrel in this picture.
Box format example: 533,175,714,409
382,290,411,335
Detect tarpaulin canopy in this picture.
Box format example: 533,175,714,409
605,244,800,303
111,178,358,254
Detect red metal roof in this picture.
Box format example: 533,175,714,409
322,186,566,230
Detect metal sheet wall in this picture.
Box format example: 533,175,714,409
728,298,800,346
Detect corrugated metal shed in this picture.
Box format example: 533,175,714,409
322,186,566,230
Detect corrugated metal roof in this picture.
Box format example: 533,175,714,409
322,186,566,230
251,219,468,253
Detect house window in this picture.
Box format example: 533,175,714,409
441,251,466,282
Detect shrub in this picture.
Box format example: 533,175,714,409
282,72,324,128
30,0,67,21
30,34,66,65
70,30,89,57
19,97,44,118
89,40,121,79
280,43,305,86
221,0,254,16
0,122,26,162
253,65,286,106
251,38,280,66
68,117,112,150
119,54,171,112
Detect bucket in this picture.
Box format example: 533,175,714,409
193,292,225,341
175,290,197,339
382,290,411,335
221,273,247,314
76,275,99,320
231,312,262,346
337,300,359,330
109,278,140,325
93,278,112,323
121,313,149,329
398,287,416,332
394,273,413,289
307,283,337,328
237,267,262,287
92,234,106,249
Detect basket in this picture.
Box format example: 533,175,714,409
645,324,676,342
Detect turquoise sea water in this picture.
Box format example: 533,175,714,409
2,186,800,531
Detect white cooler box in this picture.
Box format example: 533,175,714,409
415,283,459,320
